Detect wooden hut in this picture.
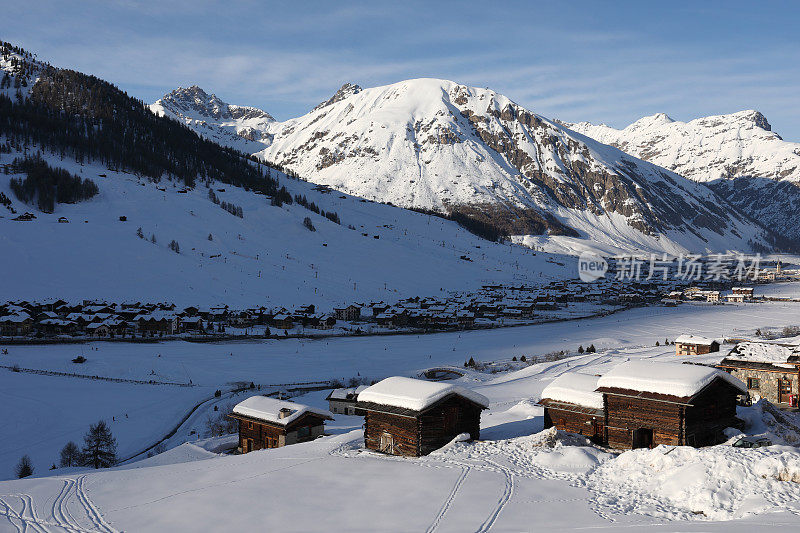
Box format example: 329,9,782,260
357,377,489,457
716,342,800,407
595,361,746,449
230,396,333,453
325,385,368,415
674,334,720,356
538,373,605,443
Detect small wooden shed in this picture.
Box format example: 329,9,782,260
538,373,605,444
230,396,333,453
595,361,746,449
357,377,489,457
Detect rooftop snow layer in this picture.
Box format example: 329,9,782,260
674,334,717,346
725,342,799,367
596,361,747,398
357,376,489,411
232,396,333,426
540,373,603,409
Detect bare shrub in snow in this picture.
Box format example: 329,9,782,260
205,401,238,437
781,325,799,337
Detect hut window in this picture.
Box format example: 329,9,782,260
297,426,311,439
248,421,253,429
747,378,760,390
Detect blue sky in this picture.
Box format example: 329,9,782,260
5,1,800,139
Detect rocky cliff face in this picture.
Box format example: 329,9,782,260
149,86,275,151
565,110,800,243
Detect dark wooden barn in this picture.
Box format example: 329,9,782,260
230,396,333,453
356,377,489,457
595,361,746,449
538,373,605,444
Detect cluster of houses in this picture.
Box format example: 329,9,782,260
0,279,660,341
231,376,489,457
1,300,197,338
0,299,345,339
231,333,799,457
662,286,756,305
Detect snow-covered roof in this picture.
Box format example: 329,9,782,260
724,342,798,367
596,361,747,398
232,396,333,426
674,334,717,346
540,373,603,409
357,377,489,411
327,385,368,401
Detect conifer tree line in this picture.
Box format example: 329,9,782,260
9,153,98,212
0,39,287,196
294,194,341,224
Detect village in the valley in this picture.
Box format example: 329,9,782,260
1,260,795,342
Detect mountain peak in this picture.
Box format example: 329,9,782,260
733,109,771,131
629,112,674,128
312,83,363,111
156,86,274,122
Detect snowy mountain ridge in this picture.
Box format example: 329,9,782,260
221,78,777,254
150,85,276,152
151,77,798,253
564,110,800,243
565,109,799,184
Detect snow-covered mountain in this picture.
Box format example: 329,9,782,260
565,111,800,243
565,110,800,184
156,78,777,255
150,86,275,153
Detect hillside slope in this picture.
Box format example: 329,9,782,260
566,111,800,243
153,79,779,255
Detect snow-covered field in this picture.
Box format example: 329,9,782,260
1,296,800,531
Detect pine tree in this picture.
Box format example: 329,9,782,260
15,455,33,478
136,227,144,239
150,234,157,244
207,233,213,241
59,441,80,467
303,217,315,232
578,345,584,353
80,420,117,469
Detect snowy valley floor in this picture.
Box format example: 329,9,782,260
2,296,800,531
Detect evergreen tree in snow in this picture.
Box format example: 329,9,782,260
15,455,33,478
80,420,117,469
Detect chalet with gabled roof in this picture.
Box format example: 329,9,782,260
595,361,746,449
357,377,489,457
230,396,333,453
674,334,720,356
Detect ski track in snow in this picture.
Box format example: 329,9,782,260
476,459,514,533
425,465,469,533
0,476,116,533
